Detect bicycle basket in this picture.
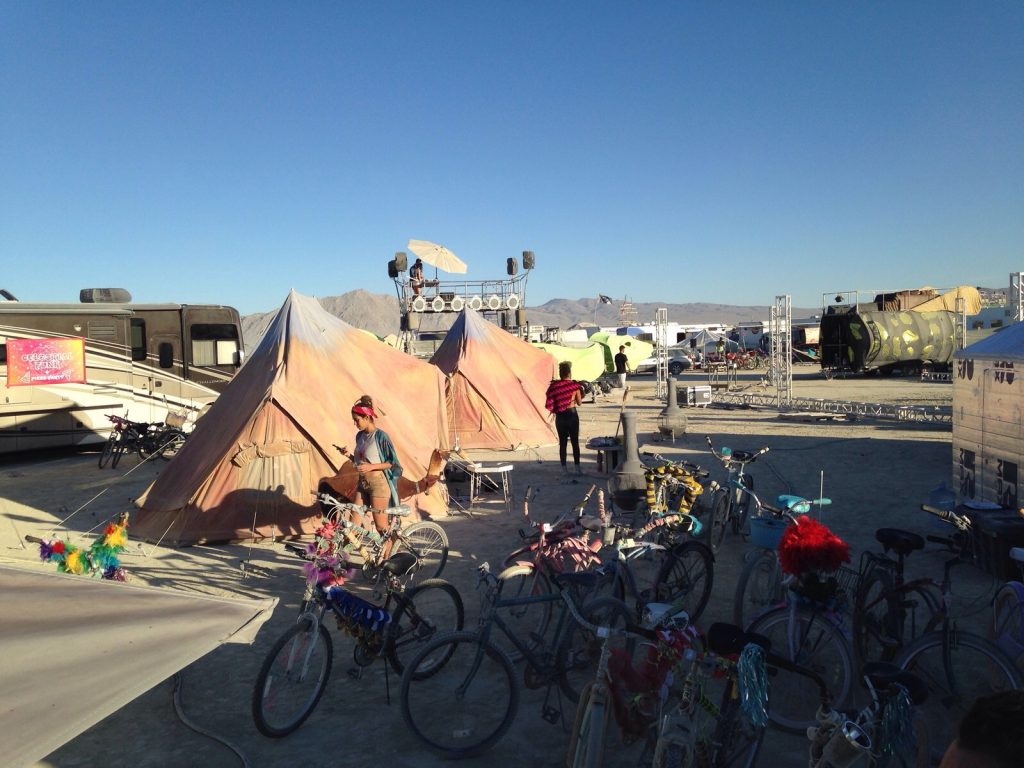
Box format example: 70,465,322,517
750,517,789,549
165,411,187,428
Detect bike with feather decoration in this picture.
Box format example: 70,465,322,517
252,515,464,738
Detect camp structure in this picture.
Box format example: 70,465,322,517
132,290,449,545
533,341,608,383
431,308,557,450
589,332,654,371
952,321,1023,510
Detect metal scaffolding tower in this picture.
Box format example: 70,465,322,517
654,307,669,399
768,295,793,406
1012,272,1024,323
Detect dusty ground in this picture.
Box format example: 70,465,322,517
1,366,995,768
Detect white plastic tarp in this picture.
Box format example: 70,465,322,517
0,564,276,768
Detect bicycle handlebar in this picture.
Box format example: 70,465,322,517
705,435,770,464
641,451,710,478
921,503,971,531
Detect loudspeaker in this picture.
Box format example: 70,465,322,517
394,251,408,272
506,257,518,275
387,259,398,278
516,308,526,326
522,251,535,270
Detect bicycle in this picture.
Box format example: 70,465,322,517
252,524,464,738
637,451,714,546
98,414,187,468
704,436,769,552
992,545,1024,674
399,564,632,759
892,504,1024,762
313,491,448,586
779,652,932,767
732,485,830,629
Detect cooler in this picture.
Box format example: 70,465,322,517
681,385,712,407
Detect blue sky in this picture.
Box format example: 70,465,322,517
2,2,1021,316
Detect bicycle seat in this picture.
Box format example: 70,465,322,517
860,661,929,705
707,622,770,656
875,528,925,557
381,551,418,578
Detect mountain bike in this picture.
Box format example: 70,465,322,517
98,414,186,468
704,436,769,552
252,537,464,738
399,564,631,759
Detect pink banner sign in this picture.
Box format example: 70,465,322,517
6,338,87,386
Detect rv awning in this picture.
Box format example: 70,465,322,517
0,564,277,768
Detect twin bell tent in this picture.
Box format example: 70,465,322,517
132,290,450,545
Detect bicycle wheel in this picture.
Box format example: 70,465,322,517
566,683,610,768
709,682,765,768
156,428,187,460
854,572,941,668
747,604,853,733
400,630,518,759
618,538,671,608
557,596,632,702
110,437,128,469
136,432,161,461
399,520,448,581
707,489,730,554
252,619,333,738
896,629,1023,762
98,434,118,468
992,581,1024,673
652,541,714,623
732,548,783,629
494,564,554,662
386,578,464,676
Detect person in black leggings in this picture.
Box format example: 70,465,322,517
545,360,583,474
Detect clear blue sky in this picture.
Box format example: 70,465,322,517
2,2,1021,316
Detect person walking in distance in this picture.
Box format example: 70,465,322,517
545,361,583,476
614,345,629,388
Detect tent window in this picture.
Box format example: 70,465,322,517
191,323,240,366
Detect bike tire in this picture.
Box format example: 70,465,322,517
99,434,118,468
708,489,730,554
137,431,160,461
652,540,714,623
747,604,854,733
711,684,765,768
854,570,942,668
400,629,518,759
156,428,187,460
991,581,1024,672
399,520,448,581
732,548,783,629
493,564,554,663
896,629,1023,763
557,596,632,703
110,438,128,469
386,578,464,676
252,619,333,738
575,694,609,768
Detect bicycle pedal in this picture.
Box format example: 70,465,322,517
541,706,560,724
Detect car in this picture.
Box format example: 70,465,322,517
634,348,694,375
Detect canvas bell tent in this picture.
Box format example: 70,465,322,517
431,309,557,450
133,291,449,545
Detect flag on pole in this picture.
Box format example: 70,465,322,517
598,294,613,305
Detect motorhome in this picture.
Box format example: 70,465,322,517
0,289,243,453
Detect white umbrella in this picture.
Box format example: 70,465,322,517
407,239,468,274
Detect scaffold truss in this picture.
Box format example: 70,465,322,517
712,391,952,424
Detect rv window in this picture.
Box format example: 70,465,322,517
190,323,240,366
0,344,5,365
130,319,147,361
158,342,174,369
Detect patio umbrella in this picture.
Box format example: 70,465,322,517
407,239,468,275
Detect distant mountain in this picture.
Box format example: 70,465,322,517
240,290,818,350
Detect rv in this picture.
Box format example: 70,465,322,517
0,289,243,453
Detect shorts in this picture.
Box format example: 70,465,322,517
357,469,391,503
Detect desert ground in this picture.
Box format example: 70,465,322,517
2,365,994,768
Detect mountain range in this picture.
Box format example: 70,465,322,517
240,289,819,349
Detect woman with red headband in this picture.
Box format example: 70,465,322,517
338,394,403,536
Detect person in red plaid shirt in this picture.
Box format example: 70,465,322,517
545,360,583,475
